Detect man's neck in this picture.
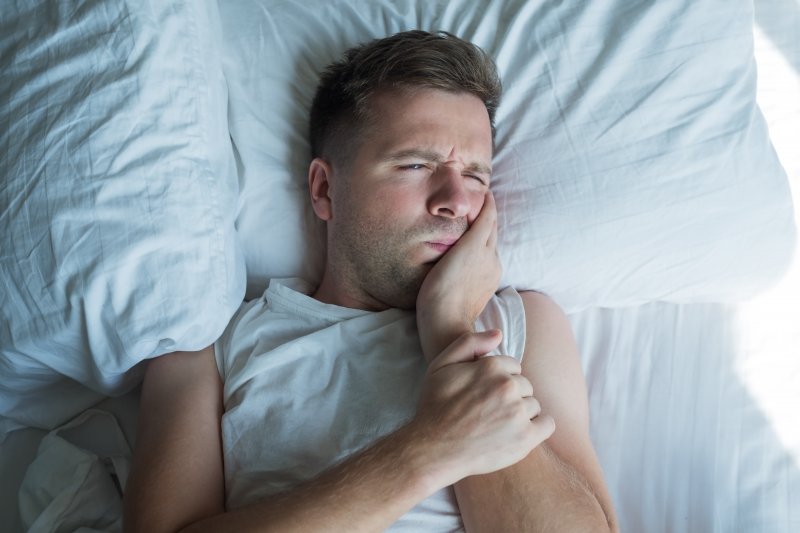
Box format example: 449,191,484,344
312,268,390,312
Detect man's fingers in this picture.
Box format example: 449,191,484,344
475,354,522,376
428,329,503,372
488,217,498,249
457,190,496,249
514,375,534,398
475,191,497,246
530,414,556,442
524,396,542,419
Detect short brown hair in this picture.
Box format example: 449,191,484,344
309,30,502,165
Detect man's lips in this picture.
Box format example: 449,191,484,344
426,242,453,253
425,236,460,254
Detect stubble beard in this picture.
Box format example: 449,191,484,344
334,213,467,310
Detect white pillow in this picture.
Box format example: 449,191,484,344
0,0,245,428
220,0,795,312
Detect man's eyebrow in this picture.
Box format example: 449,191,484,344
385,149,492,176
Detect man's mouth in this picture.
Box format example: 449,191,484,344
425,236,460,254
426,242,454,253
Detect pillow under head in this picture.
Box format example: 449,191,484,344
220,0,795,312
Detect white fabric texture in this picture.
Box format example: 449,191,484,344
0,0,246,429
18,410,131,533
572,301,800,533
215,279,525,531
219,0,795,311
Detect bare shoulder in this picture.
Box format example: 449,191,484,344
517,291,618,527
517,290,577,360
125,346,224,532
518,290,570,325
143,345,219,388
516,289,592,454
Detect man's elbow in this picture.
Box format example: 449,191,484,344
562,491,617,533
581,503,619,533
570,513,617,533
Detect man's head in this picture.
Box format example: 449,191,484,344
308,31,502,311
310,30,501,170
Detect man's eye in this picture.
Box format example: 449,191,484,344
466,174,487,185
401,164,426,171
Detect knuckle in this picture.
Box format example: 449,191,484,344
494,375,517,397
529,398,542,416
497,355,521,373
533,415,556,438
480,355,502,372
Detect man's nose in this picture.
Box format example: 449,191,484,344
427,166,471,219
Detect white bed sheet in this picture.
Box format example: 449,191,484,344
573,301,800,532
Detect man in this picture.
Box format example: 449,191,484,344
125,31,617,532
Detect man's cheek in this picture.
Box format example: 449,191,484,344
465,207,482,226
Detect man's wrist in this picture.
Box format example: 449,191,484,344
394,418,468,492
416,308,474,362
387,422,457,497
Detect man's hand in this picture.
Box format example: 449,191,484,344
409,330,555,485
416,191,502,360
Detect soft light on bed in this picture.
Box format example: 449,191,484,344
735,262,800,467
734,18,800,471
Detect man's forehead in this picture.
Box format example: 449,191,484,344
364,89,493,162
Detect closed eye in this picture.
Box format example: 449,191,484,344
400,164,427,171
466,174,487,185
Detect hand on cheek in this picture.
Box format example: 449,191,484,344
416,191,502,360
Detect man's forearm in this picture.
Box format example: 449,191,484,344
418,307,609,529
127,351,443,533
456,444,614,533
178,424,441,533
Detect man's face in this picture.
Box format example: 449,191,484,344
325,87,493,310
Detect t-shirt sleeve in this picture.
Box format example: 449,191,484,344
474,287,527,362
214,295,264,380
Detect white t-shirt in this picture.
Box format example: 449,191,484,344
215,278,526,532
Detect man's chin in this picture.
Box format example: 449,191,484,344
359,260,432,311
388,266,430,310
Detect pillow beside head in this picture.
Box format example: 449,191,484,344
0,0,245,428
220,0,795,311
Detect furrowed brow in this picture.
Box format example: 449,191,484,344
386,149,444,164
465,161,492,177
386,149,492,176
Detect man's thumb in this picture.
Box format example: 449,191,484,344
428,329,503,372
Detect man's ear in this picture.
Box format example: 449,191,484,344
308,157,334,221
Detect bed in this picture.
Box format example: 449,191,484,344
1,0,797,531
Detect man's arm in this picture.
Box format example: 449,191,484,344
124,346,225,533
124,333,552,533
452,291,618,533
124,346,438,533
414,193,616,531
